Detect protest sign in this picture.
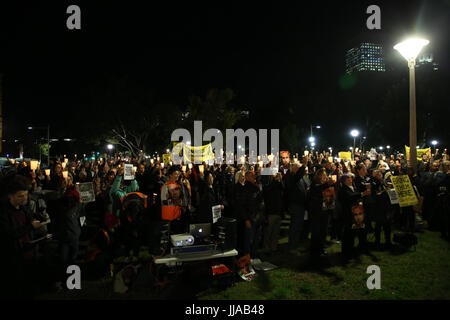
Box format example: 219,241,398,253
390,175,418,207
162,153,172,166
405,146,431,161
75,182,96,203
339,152,352,160
387,189,399,205
369,148,377,160
123,164,134,180
212,205,222,224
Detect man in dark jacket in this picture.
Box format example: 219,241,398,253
241,171,265,259
286,161,307,253
0,175,47,298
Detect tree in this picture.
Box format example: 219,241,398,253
185,88,242,133
81,75,183,156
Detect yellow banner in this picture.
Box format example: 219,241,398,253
405,146,431,161
339,151,352,160
171,142,214,163
390,175,419,208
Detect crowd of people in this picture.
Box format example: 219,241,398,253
0,148,449,298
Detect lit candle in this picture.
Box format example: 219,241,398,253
45,169,50,176
30,160,39,170
199,165,204,173
160,163,164,168
182,165,186,172
188,163,193,169
62,171,68,179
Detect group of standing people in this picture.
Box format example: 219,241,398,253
0,147,449,298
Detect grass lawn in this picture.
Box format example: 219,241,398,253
197,222,450,300
36,220,450,300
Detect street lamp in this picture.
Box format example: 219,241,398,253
394,37,429,171
350,129,359,159
310,125,321,149
431,140,438,146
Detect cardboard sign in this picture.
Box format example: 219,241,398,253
387,189,399,205
390,175,419,207
212,205,222,224
75,182,96,203
123,164,134,180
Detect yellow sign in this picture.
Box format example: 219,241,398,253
339,152,352,160
390,175,419,208
162,153,172,166
405,146,431,161
172,142,214,163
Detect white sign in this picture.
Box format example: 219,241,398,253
212,205,222,224
124,164,134,180
370,148,377,161
75,182,95,203
387,189,399,205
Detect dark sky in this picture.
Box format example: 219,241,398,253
0,1,448,147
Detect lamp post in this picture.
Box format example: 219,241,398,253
310,125,321,149
350,129,359,159
394,37,429,171
431,140,438,154
107,144,114,159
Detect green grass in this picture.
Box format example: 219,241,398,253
197,228,450,300
36,222,450,300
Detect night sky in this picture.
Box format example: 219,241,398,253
0,1,449,152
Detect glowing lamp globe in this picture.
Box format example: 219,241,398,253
394,38,429,61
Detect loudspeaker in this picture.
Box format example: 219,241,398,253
214,217,237,251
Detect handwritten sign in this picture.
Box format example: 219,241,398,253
390,175,418,207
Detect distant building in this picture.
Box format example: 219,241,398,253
345,43,385,74
416,53,439,71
